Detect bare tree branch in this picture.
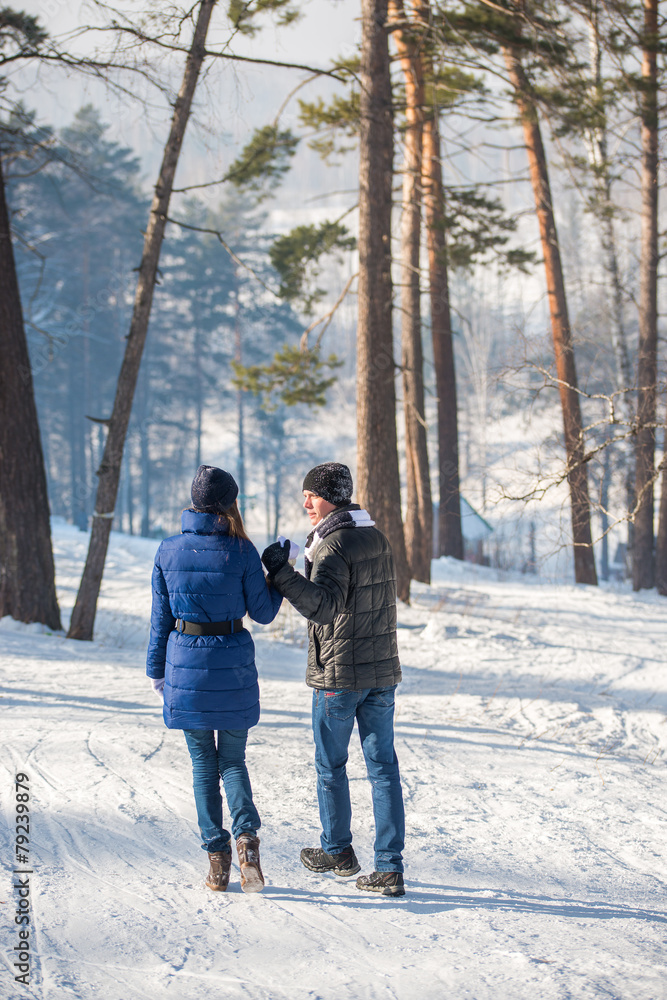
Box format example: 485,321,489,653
165,215,282,296
299,270,358,351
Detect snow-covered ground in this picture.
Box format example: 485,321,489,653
1,522,666,1000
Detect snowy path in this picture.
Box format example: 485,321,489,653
1,525,666,999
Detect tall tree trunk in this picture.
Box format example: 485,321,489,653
0,154,61,630
599,438,611,583
586,7,635,575
122,447,134,535
655,445,667,593
68,352,87,530
67,0,217,639
272,418,284,540
598,177,635,570
423,103,463,560
234,268,246,519
82,233,94,528
140,419,150,537
136,358,151,537
273,463,282,540
635,0,659,591
389,0,433,584
503,46,597,586
193,300,203,469
356,0,410,601
264,459,271,542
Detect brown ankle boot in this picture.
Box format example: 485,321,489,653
236,833,264,893
206,850,232,891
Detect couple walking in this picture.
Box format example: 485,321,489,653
146,462,405,897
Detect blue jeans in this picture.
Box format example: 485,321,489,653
312,685,404,873
183,729,261,853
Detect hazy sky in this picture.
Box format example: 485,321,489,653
12,0,360,200
9,1,546,317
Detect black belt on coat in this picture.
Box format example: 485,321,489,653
175,618,244,636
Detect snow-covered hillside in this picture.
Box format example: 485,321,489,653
1,522,666,1000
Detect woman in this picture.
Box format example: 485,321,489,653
146,465,282,893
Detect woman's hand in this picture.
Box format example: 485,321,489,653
151,677,165,701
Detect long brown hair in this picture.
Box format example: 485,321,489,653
217,500,250,540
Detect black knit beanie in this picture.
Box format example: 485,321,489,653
302,462,353,506
191,465,239,512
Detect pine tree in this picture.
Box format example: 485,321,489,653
356,0,411,601
298,13,532,575
389,0,433,584
68,0,218,639
452,0,597,584
420,2,468,562
0,11,61,629
11,106,144,529
633,0,660,591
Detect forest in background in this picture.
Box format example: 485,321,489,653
9,104,311,540
2,0,667,637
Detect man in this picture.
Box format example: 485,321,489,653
261,462,405,896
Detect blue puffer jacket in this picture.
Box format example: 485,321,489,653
146,509,282,731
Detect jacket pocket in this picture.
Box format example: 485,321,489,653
311,625,324,672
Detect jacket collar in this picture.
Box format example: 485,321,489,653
304,504,375,578
321,502,360,522
181,508,230,535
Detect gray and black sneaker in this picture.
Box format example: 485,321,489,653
356,871,405,896
300,846,361,877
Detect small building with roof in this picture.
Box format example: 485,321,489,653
432,497,494,565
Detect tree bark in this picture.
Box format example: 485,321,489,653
586,8,635,576
356,0,410,602
67,0,217,639
389,0,433,584
193,299,203,470
423,101,463,561
503,46,597,586
140,399,150,538
0,154,61,630
635,0,659,591
234,268,246,519
68,349,88,530
655,446,667,594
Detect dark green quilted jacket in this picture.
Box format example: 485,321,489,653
271,515,401,691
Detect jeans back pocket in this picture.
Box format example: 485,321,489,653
324,689,359,721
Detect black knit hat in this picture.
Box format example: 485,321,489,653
191,465,239,512
302,462,353,506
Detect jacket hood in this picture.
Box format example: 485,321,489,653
181,508,230,535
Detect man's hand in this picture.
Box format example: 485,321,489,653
262,539,291,577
